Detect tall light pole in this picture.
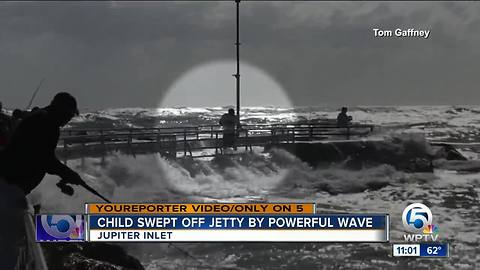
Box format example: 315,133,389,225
234,0,241,122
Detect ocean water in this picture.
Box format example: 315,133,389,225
29,106,480,269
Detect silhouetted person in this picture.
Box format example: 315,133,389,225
219,108,240,149
1,92,83,194
10,109,25,133
0,102,11,146
337,107,352,127
0,92,82,269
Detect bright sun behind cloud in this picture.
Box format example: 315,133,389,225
159,60,292,108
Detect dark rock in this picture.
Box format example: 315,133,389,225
42,242,144,270
365,181,390,191
265,139,440,173
433,144,468,161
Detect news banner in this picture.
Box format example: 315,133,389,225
35,202,449,258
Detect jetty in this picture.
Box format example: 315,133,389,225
57,123,375,161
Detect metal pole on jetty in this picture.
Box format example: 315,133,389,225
234,0,241,122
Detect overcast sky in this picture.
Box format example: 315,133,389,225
1,1,480,110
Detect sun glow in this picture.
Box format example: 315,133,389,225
159,60,292,108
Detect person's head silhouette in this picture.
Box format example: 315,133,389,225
228,108,235,116
12,109,23,119
49,92,79,127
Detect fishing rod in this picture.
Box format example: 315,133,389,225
26,78,45,110
56,177,220,267
57,178,112,203
56,178,213,267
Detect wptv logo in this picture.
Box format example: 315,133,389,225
36,215,85,242
402,203,439,242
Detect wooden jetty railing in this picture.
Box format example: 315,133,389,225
57,123,374,160
15,207,48,270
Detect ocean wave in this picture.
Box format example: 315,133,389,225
30,146,432,210
26,131,480,269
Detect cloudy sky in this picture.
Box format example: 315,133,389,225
1,1,480,110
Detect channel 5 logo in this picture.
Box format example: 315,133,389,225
402,203,439,242
36,215,85,242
